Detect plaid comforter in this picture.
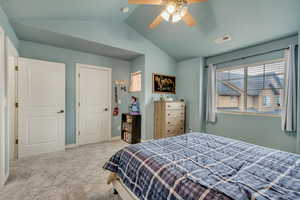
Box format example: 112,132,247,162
103,133,300,200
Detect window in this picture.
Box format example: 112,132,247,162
275,96,281,105
129,71,142,92
263,96,271,107
216,59,285,115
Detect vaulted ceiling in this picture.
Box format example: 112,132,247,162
127,0,300,60
1,0,300,61
0,0,137,21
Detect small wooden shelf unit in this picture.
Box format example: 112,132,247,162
121,114,141,144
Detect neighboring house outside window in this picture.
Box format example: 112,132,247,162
276,95,281,106
263,96,271,107
216,59,285,115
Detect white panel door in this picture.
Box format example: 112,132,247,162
78,64,111,145
18,58,65,158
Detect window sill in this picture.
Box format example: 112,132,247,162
129,90,142,93
217,111,281,118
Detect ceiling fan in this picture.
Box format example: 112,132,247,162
128,0,208,29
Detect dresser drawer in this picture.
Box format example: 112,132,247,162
166,110,185,118
166,126,185,137
166,118,184,126
166,102,185,110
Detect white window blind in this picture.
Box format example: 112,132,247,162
216,59,285,115
130,71,142,92
263,96,271,106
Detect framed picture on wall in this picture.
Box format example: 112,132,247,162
152,73,176,94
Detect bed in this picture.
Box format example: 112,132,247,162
103,132,300,200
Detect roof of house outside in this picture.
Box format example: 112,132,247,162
217,72,283,96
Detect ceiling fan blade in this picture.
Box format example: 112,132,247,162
186,0,208,4
128,0,164,5
149,14,163,29
182,11,197,27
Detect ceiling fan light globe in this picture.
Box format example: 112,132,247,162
166,3,176,14
172,12,182,23
161,11,170,21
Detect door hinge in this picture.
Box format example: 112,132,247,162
15,65,19,71
78,73,80,78
15,102,19,108
15,139,18,144
78,102,80,107
78,131,80,136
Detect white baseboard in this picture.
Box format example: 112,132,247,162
111,136,121,141
65,144,78,149
141,138,153,143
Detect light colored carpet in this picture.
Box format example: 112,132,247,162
0,140,128,200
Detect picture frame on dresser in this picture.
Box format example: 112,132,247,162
152,73,176,94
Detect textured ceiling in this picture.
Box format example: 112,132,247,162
126,0,300,60
1,0,300,60
0,0,137,22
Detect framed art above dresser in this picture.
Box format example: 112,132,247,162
152,73,176,94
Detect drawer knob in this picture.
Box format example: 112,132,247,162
168,130,170,132
168,122,170,124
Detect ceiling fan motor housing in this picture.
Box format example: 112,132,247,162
128,0,202,29
168,0,188,6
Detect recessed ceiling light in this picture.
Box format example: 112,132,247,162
214,35,232,44
120,7,130,13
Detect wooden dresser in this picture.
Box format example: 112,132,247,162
154,101,186,139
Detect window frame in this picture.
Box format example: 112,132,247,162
129,71,142,93
216,58,285,117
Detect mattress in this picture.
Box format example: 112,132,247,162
104,132,300,200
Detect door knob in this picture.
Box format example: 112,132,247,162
57,110,64,114
104,108,108,111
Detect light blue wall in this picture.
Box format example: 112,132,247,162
176,58,205,132
131,55,177,139
207,114,297,153
144,54,176,139
206,35,298,67
14,19,177,140
130,56,146,138
204,35,299,153
19,40,132,144
0,4,18,47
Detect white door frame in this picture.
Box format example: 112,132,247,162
75,63,112,146
0,25,8,186
6,36,19,160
